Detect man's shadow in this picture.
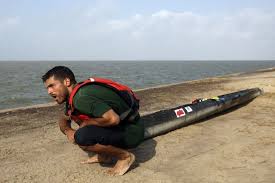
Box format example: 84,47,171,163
129,138,157,170
87,138,157,170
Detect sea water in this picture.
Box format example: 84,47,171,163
0,60,274,110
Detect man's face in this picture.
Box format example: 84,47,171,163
44,76,69,104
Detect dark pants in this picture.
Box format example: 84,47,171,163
74,125,127,148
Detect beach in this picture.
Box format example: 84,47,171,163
1,68,275,183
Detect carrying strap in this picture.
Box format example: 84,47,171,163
119,93,139,121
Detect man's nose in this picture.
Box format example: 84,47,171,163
48,88,53,95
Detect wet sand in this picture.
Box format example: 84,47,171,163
1,68,275,183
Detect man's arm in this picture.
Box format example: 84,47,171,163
58,114,76,144
58,114,74,135
81,109,120,127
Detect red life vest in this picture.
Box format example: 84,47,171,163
67,77,140,122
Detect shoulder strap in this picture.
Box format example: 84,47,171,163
90,77,139,100
68,79,92,112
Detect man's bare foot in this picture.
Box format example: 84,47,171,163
106,152,135,176
81,154,112,164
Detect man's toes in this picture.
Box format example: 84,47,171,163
80,156,98,164
81,160,87,164
106,168,117,176
81,159,93,164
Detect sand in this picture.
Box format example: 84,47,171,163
1,68,275,183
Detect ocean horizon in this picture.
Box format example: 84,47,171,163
0,60,275,110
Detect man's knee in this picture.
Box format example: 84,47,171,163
74,129,84,145
74,127,96,146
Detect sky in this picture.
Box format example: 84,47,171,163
0,0,275,60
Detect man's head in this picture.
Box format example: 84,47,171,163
42,66,77,104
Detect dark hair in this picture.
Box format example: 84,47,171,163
42,66,77,84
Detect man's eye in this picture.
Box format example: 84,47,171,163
48,84,54,88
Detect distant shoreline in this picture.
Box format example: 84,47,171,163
1,66,274,114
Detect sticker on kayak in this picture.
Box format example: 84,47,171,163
174,108,186,118
184,106,193,113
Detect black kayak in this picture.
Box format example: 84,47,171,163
141,88,263,140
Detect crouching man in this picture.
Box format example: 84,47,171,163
42,66,144,176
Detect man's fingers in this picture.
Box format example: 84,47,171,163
67,138,75,144
80,160,89,164
66,132,76,144
70,139,76,144
80,159,96,164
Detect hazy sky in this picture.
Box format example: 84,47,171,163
0,0,274,60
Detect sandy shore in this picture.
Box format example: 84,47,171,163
1,68,275,183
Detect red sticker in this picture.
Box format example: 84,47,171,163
174,108,185,118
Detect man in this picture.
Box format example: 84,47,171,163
42,66,144,176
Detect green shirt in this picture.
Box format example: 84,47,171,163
71,84,144,148
73,84,130,118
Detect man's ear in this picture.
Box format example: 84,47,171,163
63,78,71,87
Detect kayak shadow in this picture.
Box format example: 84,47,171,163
129,99,256,170
126,98,256,172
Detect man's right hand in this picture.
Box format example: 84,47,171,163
65,129,76,144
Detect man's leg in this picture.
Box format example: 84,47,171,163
79,144,135,176
74,125,135,175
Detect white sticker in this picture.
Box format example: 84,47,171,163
174,108,186,118
184,106,193,113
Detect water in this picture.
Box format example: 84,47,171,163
0,61,274,110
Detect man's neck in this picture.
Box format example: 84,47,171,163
68,83,77,96
65,84,77,104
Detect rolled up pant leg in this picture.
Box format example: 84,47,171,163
74,125,126,148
